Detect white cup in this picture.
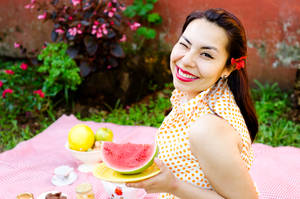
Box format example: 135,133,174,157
54,165,73,181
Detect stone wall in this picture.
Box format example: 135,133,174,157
1,0,299,89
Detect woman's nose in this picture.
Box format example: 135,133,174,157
181,51,196,68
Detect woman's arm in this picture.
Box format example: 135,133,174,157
127,114,257,199
126,158,226,199
187,114,258,199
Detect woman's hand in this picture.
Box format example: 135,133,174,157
126,158,178,194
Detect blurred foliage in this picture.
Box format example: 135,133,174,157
124,0,162,40
252,80,299,147
1,79,299,152
38,42,82,103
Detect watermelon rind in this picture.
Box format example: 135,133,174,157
101,142,159,175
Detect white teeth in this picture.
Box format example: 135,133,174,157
178,68,197,79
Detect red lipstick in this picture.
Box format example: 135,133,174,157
175,66,198,82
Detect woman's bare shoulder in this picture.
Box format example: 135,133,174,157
189,114,241,150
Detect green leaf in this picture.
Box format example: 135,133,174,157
147,13,162,24
146,0,158,3
123,6,136,18
136,27,156,39
137,3,153,16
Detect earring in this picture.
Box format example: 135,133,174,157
222,75,228,79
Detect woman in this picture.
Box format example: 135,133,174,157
127,8,259,199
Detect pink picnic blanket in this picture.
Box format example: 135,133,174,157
0,115,299,198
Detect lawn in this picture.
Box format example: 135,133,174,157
1,79,299,152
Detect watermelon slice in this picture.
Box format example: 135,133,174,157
101,142,158,174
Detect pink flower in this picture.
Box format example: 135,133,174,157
0,81,3,88
96,29,103,38
68,16,73,20
20,63,28,70
33,89,45,98
120,34,127,42
24,1,35,9
112,8,117,12
68,27,78,36
55,28,65,34
107,65,112,69
102,28,108,35
119,6,126,11
108,11,114,18
5,70,14,75
92,23,108,38
76,24,83,34
129,22,141,31
108,2,112,7
71,0,81,6
25,4,34,9
14,42,21,48
38,12,47,20
58,17,66,22
2,89,13,98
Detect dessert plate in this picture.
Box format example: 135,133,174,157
37,191,67,199
93,162,160,183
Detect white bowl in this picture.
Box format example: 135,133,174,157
65,142,102,172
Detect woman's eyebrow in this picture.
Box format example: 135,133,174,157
182,35,192,45
201,46,218,52
181,35,218,52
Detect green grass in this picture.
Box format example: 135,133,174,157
251,80,300,147
1,81,299,152
0,116,54,151
76,83,173,128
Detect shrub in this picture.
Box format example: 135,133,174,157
0,60,47,118
0,42,82,119
38,42,82,103
23,0,139,77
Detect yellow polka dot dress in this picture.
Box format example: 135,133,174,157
156,79,254,198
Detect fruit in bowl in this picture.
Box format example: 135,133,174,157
68,124,95,152
65,124,114,172
95,127,114,142
101,142,158,174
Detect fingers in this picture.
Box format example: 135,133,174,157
154,158,166,171
126,181,144,188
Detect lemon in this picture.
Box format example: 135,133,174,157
95,127,113,142
68,124,95,151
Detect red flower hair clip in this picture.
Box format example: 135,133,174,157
231,56,247,70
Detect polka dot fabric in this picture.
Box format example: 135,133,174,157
156,79,254,198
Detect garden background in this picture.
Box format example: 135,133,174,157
0,0,299,152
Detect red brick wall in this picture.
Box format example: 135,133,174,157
1,0,299,89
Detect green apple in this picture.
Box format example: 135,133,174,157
95,127,114,142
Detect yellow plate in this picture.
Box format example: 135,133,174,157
93,162,160,183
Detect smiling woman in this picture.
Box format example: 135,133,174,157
126,8,259,199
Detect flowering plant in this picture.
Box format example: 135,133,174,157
0,61,47,117
24,0,137,76
1,42,81,119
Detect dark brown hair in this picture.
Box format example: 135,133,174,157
181,8,258,142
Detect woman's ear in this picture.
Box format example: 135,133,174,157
221,64,235,78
